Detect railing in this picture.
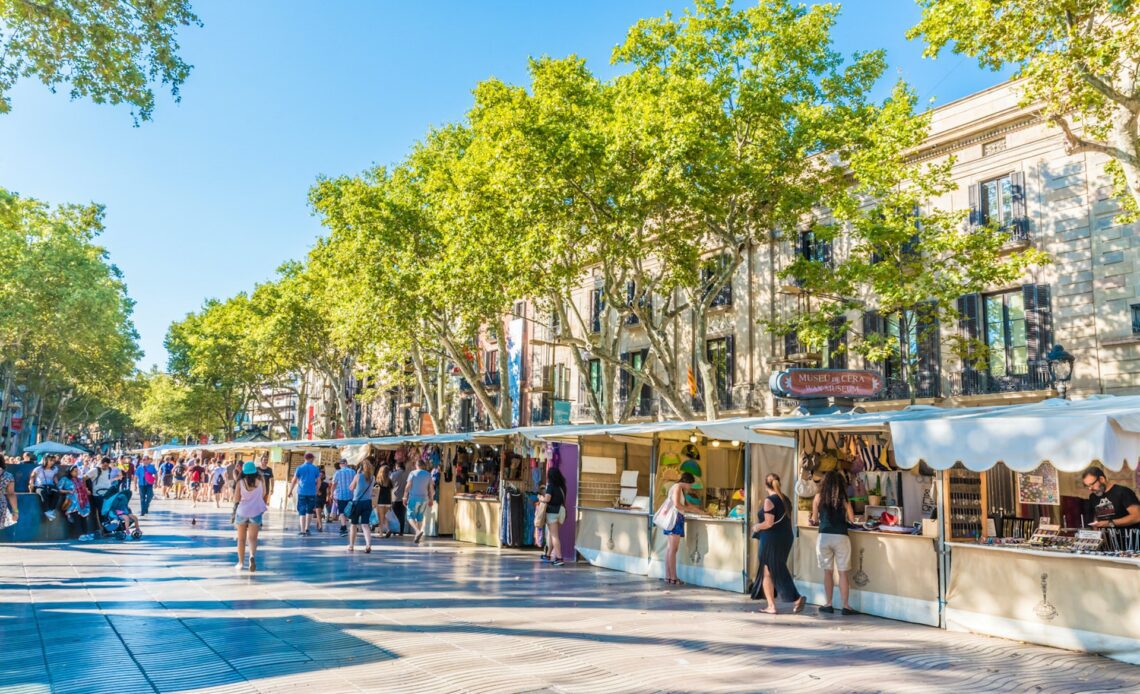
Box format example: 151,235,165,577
483,371,501,389
951,363,1051,396
617,395,656,418
865,376,941,401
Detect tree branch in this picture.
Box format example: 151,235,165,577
1050,115,1140,166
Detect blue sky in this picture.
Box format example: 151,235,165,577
0,1,1012,369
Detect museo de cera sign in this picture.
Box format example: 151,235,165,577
769,368,884,399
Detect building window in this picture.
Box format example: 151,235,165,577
798,230,832,265
1132,304,1140,335
587,358,602,401
704,336,735,409
983,290,1028,377
484,350,500,388
956,285,1052,395
589,288,604,333
701,254,733,308
981,175,1014,228
620,349,653,416
863,308,940,400
970,172,1027,239
626,281,652,324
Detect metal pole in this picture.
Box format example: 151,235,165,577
742,440,752,593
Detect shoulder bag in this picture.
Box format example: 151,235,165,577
652,493,679,531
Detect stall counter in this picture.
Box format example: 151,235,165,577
649,516,747,593
576,507,650,575
453,495,501,548
794,526,940,626
946,542,1140,665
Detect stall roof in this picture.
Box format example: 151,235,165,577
537,417,795,447
747,404,1015,437
889,395,1140,473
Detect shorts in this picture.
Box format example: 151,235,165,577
190,482,200,489
212,482,224,493
546,507,566,526
297,495,317,516
817,533,852,571
235,513,263,526
336,499,351,516
163,475,173,486
663,513,685,537
348,501,373,525
407,498,427,523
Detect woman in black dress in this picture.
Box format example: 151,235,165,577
374,464,394,538
750,473,805,614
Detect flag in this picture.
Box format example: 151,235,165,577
687,368,698,397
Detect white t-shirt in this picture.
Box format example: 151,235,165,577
30,466,57,487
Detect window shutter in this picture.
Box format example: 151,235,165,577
726,335,736,391
957,294,981,368
916,304,941,396
968,183,981,227
784,331,799,357
829,318,848,370
1010,171,1028,237
1023,284,1053,364
799,231,811,260
862,310,884,371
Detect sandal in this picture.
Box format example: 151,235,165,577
364,546,372,554
792,597,806,614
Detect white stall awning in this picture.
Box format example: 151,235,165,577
889,396,1140,473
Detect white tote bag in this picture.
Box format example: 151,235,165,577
652,495,678,531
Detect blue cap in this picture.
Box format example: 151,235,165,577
242,461,257,475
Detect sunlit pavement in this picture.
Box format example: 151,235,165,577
2,500,1139,694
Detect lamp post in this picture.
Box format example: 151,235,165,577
1046,344,1075,400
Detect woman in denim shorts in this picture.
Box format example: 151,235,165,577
234,462,269,572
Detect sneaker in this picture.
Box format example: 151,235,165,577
540,555,551,563
339,527,348,536
552,558,564,566
45,511,57,520
235,562,244,571
819,606,835,614
841,608,858,616
249,557,257,573
78,534,93,542
297,531,306,536
414,531,424,544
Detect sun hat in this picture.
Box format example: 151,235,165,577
242,461,257,475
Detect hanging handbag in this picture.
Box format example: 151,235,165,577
535,499,549,528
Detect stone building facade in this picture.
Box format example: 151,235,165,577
345,79,1140,435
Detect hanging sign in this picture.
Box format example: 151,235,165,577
770,369,884,399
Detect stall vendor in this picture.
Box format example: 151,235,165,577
1082,466,1140,529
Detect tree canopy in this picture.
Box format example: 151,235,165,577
0,0,200,121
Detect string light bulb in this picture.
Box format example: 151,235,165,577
711,439,721,448
689,434,698,444
731,440,741,448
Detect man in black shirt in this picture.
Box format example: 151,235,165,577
1082,466,1140,529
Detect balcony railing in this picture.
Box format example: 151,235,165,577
951,363,1051,397
483,371,501,389
865,376,940,401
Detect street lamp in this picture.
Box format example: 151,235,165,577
1046,344,1075,399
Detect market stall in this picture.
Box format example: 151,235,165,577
752,409,949,625
545,418,791,593
888,396,1140,663
452,437,505,547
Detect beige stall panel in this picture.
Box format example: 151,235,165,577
747,443,796,581
948,544,1140,644
453,498,501,547
650,518,747,592
577,509,649,560
626,444,652,496
795,528,939,603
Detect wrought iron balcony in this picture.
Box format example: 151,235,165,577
951,363,1051,397
865,376,940,401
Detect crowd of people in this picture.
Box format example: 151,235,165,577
0,451,145,540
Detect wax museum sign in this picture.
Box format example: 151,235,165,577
769,369,884,399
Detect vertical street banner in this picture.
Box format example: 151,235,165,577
508,317,524,427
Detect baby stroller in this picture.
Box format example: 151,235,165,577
102,482,142,541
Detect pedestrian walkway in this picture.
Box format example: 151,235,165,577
2,500,1138,694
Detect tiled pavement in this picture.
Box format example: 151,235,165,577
2,501,1139,694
